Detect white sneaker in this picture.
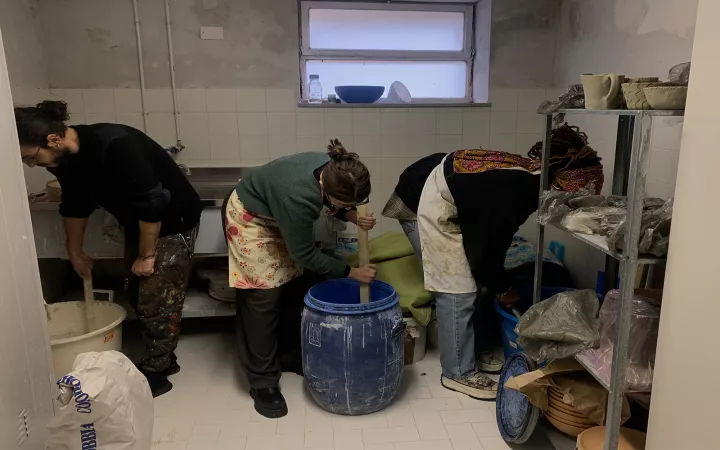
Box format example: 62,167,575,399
477,351,504,374
441,371,498,400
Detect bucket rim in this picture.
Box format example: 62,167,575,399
305,279,398,315
49,302,127,346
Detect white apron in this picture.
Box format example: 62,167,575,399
417,155,477,294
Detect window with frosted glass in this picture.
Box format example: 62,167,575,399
300,2,474,102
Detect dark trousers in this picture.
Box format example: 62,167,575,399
234,272,321,388
221,189,322,388
125,229,196,374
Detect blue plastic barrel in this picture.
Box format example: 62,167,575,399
301,279,404,415
495,286,572,359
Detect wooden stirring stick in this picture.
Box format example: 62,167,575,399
83,270,96,333
357,204,370,304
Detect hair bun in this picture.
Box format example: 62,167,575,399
36,100,70,122
327,138,358,162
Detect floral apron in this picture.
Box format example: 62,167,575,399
417,154,477,294
225,190,303,289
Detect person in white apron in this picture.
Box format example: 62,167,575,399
383,125,604,400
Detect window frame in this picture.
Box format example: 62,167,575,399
299,1,476,104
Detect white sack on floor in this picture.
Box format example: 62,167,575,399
46,351,153,450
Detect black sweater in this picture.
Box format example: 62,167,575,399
393,153,540,294
48,124,202,238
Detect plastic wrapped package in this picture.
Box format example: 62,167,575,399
536,84,585,114
607,198,673,257
46,351,153,450
580,290,660,391
515,289,600,362
668,62,691,86
537,183,597,225
560,207,626,235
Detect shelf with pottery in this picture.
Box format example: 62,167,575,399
532,74,684,449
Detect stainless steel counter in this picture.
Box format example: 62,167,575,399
30,197,225,211
29,166,251,211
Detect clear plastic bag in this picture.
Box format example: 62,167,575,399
560,207,626,235
537,183,597,225
515,289,601,362
580,290,661,391
668,62,691,86
607,198,673,257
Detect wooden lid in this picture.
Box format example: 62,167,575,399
577,427,647,450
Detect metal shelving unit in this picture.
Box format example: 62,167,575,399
532,108,683,450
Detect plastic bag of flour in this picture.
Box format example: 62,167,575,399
46,351,154,450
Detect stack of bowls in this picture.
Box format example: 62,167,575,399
545,386,596,436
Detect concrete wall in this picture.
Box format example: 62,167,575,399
0,0,47,90
35,0,559,89
534,0,699,288
647,2,720,446
18,0,563,235
555,0,697,87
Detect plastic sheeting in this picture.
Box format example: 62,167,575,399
580,290,661,391
515,289,600,362
607,198,673,257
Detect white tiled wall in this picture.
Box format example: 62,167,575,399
15,86,551,234
13,86,684,238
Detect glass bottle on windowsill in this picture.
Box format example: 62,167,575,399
308,74,323,103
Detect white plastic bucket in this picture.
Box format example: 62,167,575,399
46,290,127,378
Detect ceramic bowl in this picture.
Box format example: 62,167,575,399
621,82,665,110
546,406,595,427
546,414,590,437
643,86,688,110
626,77,660,83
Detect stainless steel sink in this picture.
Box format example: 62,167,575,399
185,167,253,205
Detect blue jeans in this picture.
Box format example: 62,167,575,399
400,220,477,379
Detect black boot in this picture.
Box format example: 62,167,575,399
251,387,288,418
162,353,181,377
145,372,173,398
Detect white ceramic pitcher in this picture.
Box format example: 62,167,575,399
582,74,624,110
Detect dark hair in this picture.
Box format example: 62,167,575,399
14,100,70,147
528,123,602,176
323,139,371,203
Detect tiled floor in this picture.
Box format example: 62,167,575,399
150,332,557,450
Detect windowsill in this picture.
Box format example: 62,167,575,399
297,102,491,109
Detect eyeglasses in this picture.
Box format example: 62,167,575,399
324,192,370,209
22,147,42,166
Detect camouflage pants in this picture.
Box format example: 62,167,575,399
126,228,196,374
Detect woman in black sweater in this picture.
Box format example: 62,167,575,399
382,124,603,400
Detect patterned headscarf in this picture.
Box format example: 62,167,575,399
452,124,604,194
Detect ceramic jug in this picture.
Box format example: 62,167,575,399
582,74,624,109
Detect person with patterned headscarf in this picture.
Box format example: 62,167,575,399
382,124,603,401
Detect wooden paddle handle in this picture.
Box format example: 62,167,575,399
357,205,370,304
83,273,94,303
83,270,95,334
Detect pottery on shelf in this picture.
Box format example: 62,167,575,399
581,74,625,109
643,86,688,110
626,77,660,83
621,82,665,110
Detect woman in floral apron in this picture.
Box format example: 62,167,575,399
224,140,376,418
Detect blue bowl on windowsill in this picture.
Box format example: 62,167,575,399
334,86,385,104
